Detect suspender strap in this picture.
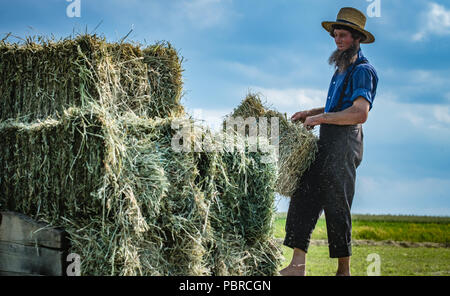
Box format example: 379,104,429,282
332,59,368,112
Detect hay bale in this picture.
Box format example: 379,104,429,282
226,93,318,197
0,108,281,275
207,233,281,276
0,35,184,122
210,145,278,244
0,34,283,276
0,109,209,275
122,116,210,276
0,108,105,217
194,129,282,276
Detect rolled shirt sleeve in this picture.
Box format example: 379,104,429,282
350,66,378,110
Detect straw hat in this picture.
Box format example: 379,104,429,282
322,7,375,44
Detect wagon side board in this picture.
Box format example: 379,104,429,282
0,211,70,276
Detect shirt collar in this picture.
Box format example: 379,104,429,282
356,47,368,64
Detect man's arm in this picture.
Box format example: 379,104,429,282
291,107,325,122
303,97,370,127
306,107,326,117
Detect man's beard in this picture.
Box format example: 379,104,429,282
328,44,359,73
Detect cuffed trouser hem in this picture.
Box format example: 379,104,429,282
283,236,309,253
329,243,352,258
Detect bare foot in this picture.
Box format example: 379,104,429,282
279,264,306,276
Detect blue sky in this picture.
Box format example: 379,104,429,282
1,0,449,216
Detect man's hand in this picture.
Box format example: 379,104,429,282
291,111,309,123
303,114,324,130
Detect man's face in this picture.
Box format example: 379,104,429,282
333,29,354,51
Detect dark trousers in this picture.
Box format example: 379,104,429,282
283,123,364,258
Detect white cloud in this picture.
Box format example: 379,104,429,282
397,103,450,130
413,2,450,41
221,61,280,84
354,176,450,216
399,110,425,127
410,70,433,82
251,87,326,111
278,176,450,215
433,105,450,125
187,107,232,132
179,0,237,29
383,67,450,90
363,91,450,145
93,0,237,36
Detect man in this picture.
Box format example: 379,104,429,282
280,7,378,276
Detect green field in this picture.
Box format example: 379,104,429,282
274,213,450,276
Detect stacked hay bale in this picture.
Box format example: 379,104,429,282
0,35,282,275
0,35,184,122
121,115,210,275
194,131,282,275
195,93,319,275
226,93,318,197
0,110,212,275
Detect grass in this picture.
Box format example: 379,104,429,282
279,245,450,276
274,213,450,243
275,213,450,276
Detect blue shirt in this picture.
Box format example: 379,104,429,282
324,48,378,113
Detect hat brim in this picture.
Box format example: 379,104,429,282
322,21,375,44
